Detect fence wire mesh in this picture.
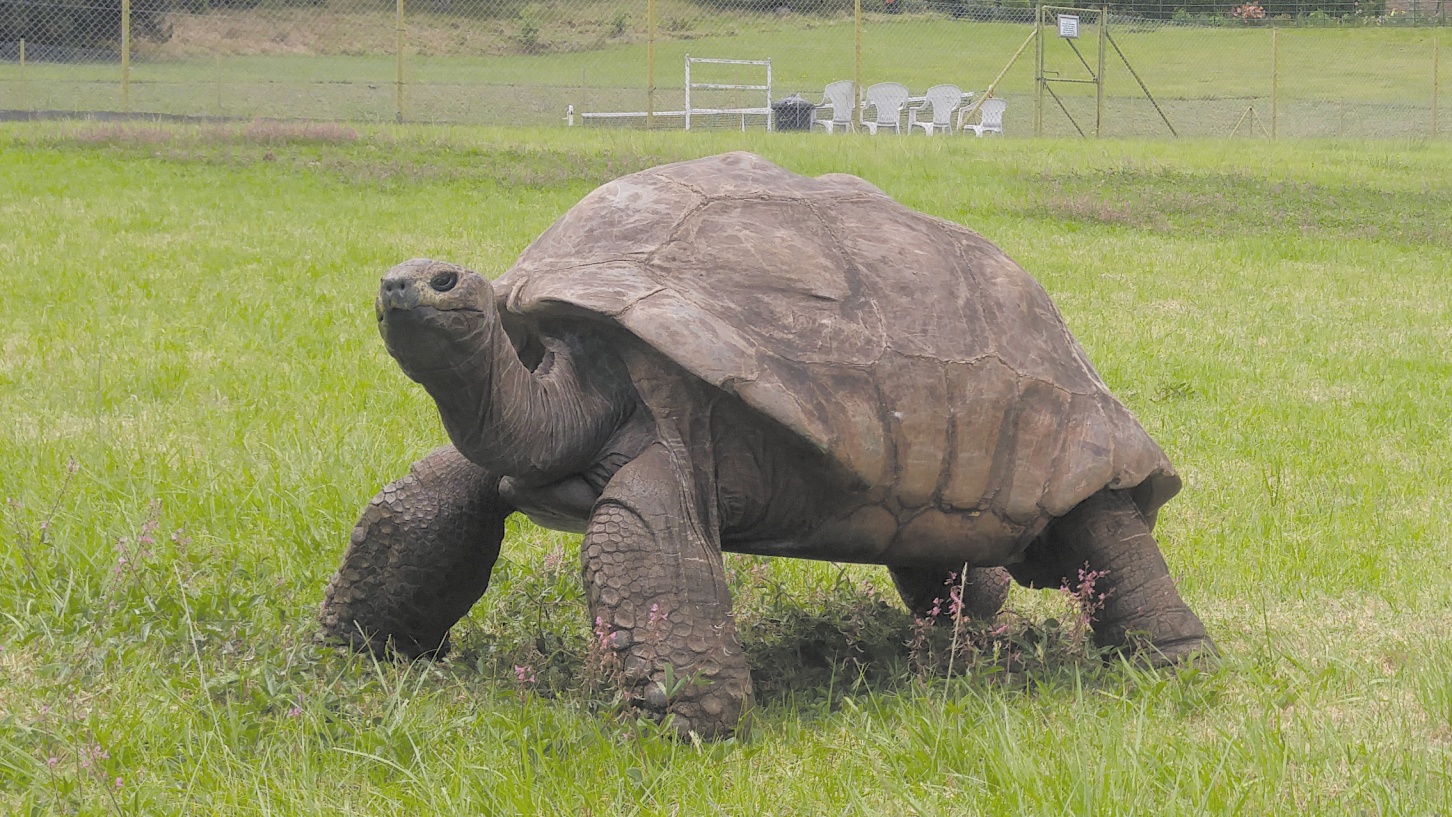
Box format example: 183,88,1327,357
1,0,1447,136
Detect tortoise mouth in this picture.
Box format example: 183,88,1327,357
379,303,486,323
380,302,490,367
381,305,488,349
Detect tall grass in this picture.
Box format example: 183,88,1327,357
1,124,1450,814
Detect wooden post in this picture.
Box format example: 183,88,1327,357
1096,5,1107,137
121,0,131,113
854,0,863,130
1270,27,1278,139
647,0,656,128
395,0,405,123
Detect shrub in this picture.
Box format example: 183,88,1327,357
0,0,172,53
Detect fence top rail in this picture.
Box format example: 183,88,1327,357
1038,5,1106,13
690,83,771,91
686,57,773,66
581,107,771,119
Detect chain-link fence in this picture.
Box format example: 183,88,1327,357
1,0,1447,136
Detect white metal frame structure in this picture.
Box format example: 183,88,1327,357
573,55,773,131
684,54,773,131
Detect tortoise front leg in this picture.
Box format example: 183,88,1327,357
889,565,1011,624
583,443,754,739
319,445,510,659
1010,489,1215,665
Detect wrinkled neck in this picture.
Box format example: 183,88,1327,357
408,313,634,487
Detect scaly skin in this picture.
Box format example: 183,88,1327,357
377,258,635,488
890,565,1013,624
1009,489,1215,664
319,446,508,659
582,444,754,739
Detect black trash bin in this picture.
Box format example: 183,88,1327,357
772,94,816,132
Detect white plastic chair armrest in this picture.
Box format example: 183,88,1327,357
907,100,929,133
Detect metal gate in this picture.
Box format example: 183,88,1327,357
1034,5,1177,138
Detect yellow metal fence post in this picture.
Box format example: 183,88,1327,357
1270,27,1278,139
647,0,656,128
854,0,862,130
1096,5,1107,137
958,28,1035,130
1034,4,1044,137
121,0,131,113
395,0,406,123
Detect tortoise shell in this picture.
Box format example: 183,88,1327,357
492,152,1179,532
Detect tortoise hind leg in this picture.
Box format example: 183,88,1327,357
583,443,753,739
1008,489,1215,665
319,445,510,659
889,565,1011,623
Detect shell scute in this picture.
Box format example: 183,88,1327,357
817,199,994,363
1041,393,1119,517
995,380,1072,525
513,175,705,273
648,198,884,366
942,357,1019,510
873,352,950,510
740,358,890,489
506,262,664,318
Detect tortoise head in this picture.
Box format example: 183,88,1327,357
375,256,633,487
377,258,497,382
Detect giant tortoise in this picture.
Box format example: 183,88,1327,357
320,151,1213,738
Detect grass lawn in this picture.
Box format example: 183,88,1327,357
1,124,1451,814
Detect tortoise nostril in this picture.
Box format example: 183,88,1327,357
430,270,458,293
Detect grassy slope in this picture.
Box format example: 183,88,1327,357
1,125,1451,814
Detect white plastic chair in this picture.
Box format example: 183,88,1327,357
963,97,1007,137
813,80,856,133
908,84,965,135
860,82,910,134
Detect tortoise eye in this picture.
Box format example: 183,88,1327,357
429,270,458,292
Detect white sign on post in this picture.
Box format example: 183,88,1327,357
1058,13,1080,38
